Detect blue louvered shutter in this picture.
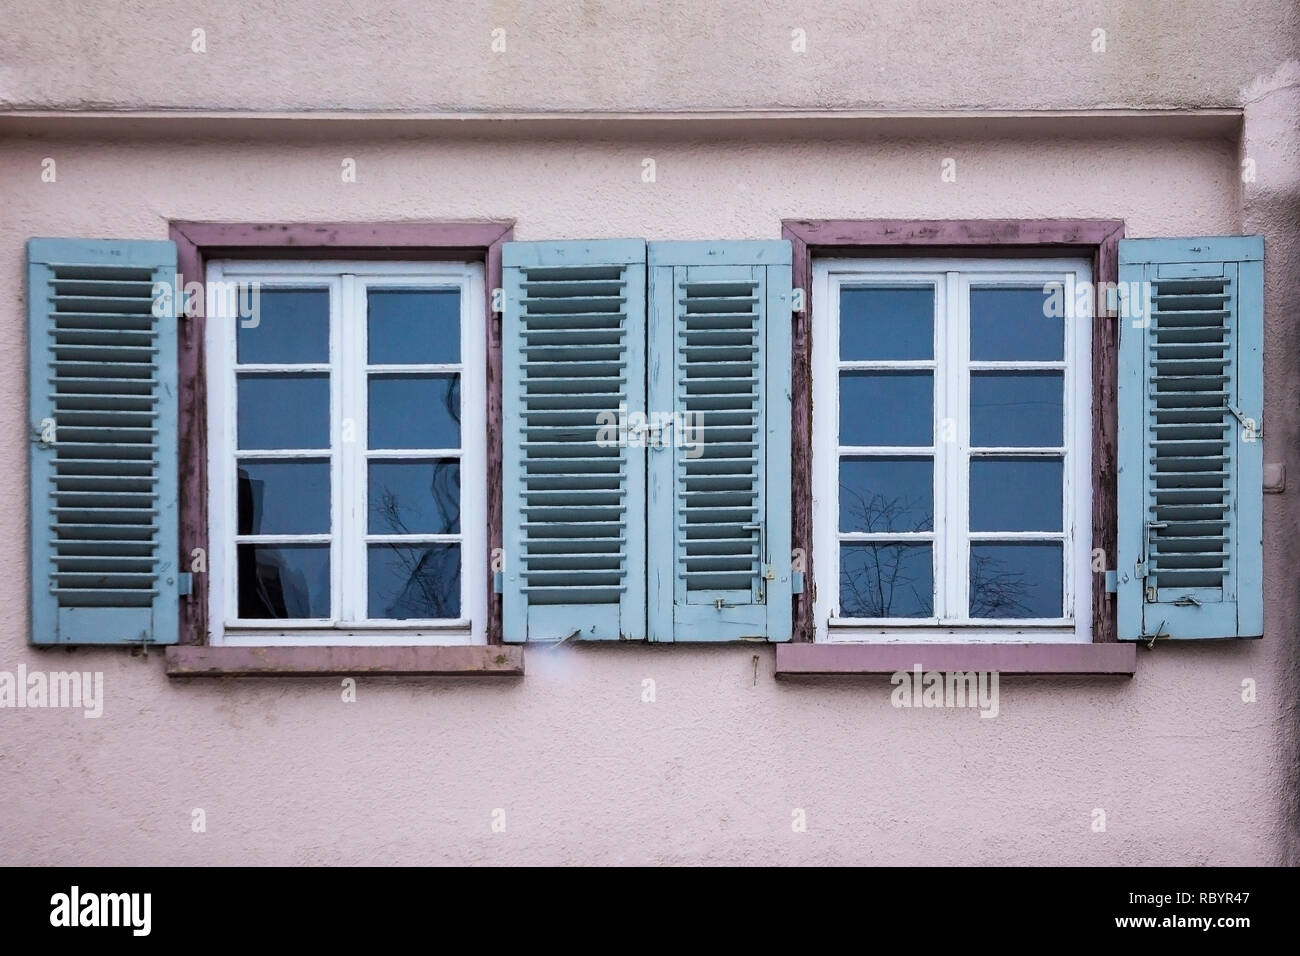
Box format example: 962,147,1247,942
501,240,648,641
28,238,181,645
1117,236,1263,640
646,241,793,642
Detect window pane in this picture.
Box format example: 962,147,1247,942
839,456,933,533
368,289,460,365
238,460,330,535
840,286,934,360
237,373,330,449
368,544,460,619
839,371,932,446
969,543,1063,618
238,544,330,619
969,457,1063,532
969,287,1064,361
840,543,933,618
236,289,329,365
368,459,460,535
970,371,1063,447
368,373,460,450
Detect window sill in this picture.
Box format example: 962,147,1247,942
164,644,524,678
775,642,1135,678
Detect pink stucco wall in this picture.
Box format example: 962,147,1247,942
1,0,1298,863
1,122,1296,864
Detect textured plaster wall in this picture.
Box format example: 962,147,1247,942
0,127,1295,864
1,0,1298,112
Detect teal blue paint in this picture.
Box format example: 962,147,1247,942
500,240,648,642
28,238,180,645
1117,236,1264,640
647,240,793,642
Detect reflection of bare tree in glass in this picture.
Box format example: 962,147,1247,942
839,484,933,617
372,460,460,618
968,553,1032,618
838,484,1030,617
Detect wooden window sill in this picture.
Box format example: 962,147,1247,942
775,642,1136,678
165,644,523,677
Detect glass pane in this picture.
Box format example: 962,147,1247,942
840,543,933,618
368,289,460,365
368,544,460,619
970,371,1063,447
238,460,330,535
368,373,460,450
969,457,1063,532
236,289,329,365
238,544,330,619
368,459,460,535
969,287,1064,361
839,371,932,446
840,286,934,360
969,543,1063,618
237,374,330,450
839,456,933,533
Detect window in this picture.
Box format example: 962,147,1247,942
811,258,1092,643
205,261,486,645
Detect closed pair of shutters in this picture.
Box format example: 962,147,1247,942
501,240,794,642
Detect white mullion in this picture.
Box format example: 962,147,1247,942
838,360,936,371
946,271,970,624
969,361,1066,371
365,363,463,374
234,448,333,460
365,448,463,459
839,445,937,456
234,363,331,374
968,447,1065,456
339,274,360,624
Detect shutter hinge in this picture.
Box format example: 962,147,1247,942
791,288,806,313
491,287,504,314
493,571,503,594
792,571,805,595
177,572,193,597
1104,570,1117,594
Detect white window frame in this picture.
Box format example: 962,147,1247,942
206,260,487,646
812,257,1093,644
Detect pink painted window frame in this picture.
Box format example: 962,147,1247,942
169,221,514,647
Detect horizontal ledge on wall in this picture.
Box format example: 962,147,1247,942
775,642,1136,678
165,644,524,678
0,108,1242,142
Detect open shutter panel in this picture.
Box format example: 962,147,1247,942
28,238,181,645
1117,236,1263,640
647,241,793,642
502,240,648,641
